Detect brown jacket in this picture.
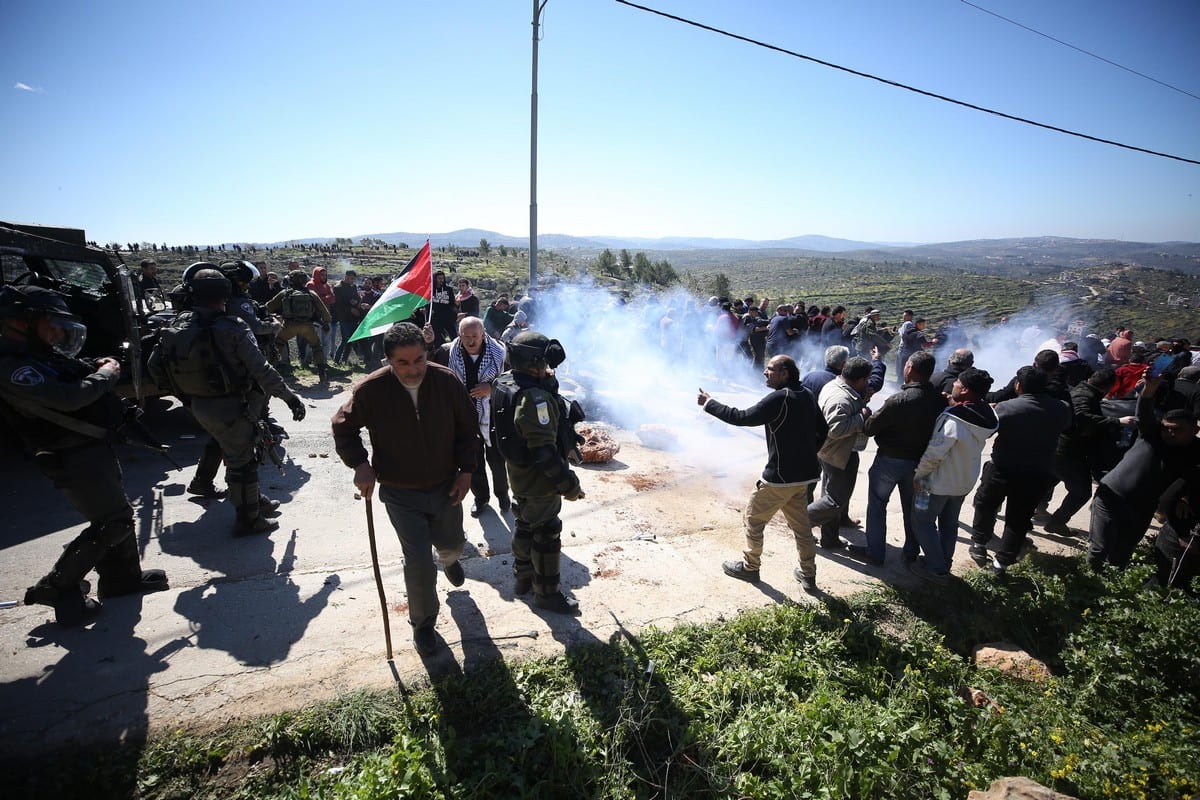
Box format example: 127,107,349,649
331,363,478,489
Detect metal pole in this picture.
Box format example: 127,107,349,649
530,0,547,290
363,495,394,660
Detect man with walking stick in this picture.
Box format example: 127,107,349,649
332,322,479,656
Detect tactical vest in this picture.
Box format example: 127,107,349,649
490,373,583,466
489,373,535,466
160,312,238,397
280,289,315,322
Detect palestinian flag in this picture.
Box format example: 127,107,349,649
348,241,432,342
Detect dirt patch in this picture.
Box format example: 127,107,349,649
625,473,662,491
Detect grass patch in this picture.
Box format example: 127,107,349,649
7,558,1198,799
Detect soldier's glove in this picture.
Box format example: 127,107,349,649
559,470,583,501
287,397,307,422
321,323,331,333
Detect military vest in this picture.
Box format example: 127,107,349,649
159,312,238,397
280,289,315,322
490,373,535,466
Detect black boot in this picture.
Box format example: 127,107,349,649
98,569,169,599
318,363,328,382
234,511,279,537
24,579,102,626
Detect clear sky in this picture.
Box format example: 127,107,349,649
3,0,1198,246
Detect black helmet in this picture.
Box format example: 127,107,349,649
181,261,221,286
288,270,309,289
508,330,566,371
187,268,233,302
219,260,259,285
0,285,87,357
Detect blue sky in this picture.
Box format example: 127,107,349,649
3,0,1198,245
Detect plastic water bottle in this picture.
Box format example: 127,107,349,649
914,480,931,513
1118,426,1134,449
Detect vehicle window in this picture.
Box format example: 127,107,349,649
1,254,29,284
43,259,110,292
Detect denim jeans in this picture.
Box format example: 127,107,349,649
865,454,918,563
912,493,965,574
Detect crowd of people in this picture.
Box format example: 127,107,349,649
4,262,1198,656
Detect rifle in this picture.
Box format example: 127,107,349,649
116,401,184,471
255,417,286,474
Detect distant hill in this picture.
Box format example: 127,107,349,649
268,230,1200,274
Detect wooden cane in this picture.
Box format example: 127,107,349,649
364,494,394,660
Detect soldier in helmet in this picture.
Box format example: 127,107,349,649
148,266,307,536
220,261,282,355
267,269,331,382
0,284,168,626
490,330,586,615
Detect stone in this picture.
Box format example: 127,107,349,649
577,425,620,463
967,776,1078,799
972,642,1052,683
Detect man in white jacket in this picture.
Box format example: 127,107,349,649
910,368,999,581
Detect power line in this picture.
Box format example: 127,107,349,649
612,0,1200,167
959,0,1200,103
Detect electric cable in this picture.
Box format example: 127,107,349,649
959,0,1200,103
612,0,1200,167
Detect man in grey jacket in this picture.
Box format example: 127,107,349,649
807,357,874,549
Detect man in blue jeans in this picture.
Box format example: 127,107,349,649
851,351,946,566
910,368,998,581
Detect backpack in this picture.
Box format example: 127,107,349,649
159,312,237,398
489,373,535,466
280,289,314,321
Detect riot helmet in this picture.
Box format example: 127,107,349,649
219,260,259,286
187,268,233,303
288,270,309,289
508,330,566,371
0,284,87,358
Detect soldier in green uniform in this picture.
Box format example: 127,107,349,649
267,270,331,382
0,285,168,626
148,268,307,536
490,330,585,615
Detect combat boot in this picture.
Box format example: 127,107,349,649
186,481,227,499
533,591,581,616
259,494,282,517
24,579,102,627
97,569,169,599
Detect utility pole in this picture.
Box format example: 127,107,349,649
530,0,548,289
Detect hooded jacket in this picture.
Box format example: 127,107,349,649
914,400,999,496
307,266,335,310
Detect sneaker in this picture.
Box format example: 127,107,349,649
187,481,226,499
513,575,533,595
722,560,760,583
1043,518,1072,536
906,559,949,585
846,545,884,567
990,557,1008,578
413,625,438,656
444,560,465,587
968,544,989,565
534,591,581,616
793,568,818,593
470,500,487,518
233,516,279,537
98,569,169,599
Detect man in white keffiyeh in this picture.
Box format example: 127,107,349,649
433,316,510,517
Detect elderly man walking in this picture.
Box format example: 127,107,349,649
699,355,828,593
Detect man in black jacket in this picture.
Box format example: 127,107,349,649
1088,376,1200,569
855,351,947,565
931,348,974,396
699,355,828,593
1043,368,1134,535
970,367,1072,573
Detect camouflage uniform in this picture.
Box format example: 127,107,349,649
496,372,582,602
267,275,331,369
149,307,302,534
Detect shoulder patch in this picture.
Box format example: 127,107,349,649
10,365,44,387
536,400,551,426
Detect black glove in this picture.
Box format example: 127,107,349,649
288,398,306,422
